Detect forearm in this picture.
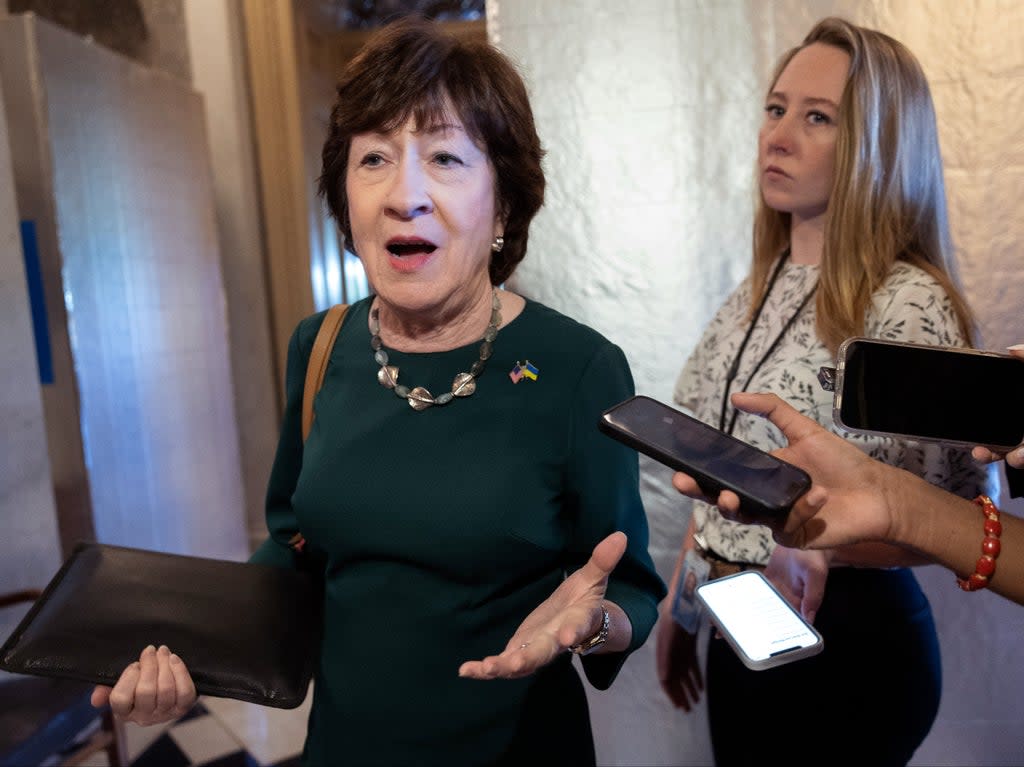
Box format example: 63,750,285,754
890,469,1024,605
829,541,933,568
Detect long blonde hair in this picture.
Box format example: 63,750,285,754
750,17,975,351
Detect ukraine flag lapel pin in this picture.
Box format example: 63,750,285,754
509,360,539,384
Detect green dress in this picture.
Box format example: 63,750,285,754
252,297,665,766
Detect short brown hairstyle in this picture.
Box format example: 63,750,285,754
318,16,545,285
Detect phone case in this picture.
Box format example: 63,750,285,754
696,570,823,671
598,395,811,518
833,337,1023,450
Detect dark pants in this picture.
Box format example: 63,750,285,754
707,567,941,767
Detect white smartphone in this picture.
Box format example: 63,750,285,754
695,570,823,671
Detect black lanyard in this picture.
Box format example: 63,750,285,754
718,252,818,434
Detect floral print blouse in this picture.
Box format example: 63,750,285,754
674,258,989,565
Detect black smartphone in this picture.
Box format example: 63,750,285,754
832,338,1024,451
696,570,823,671
598,395,811,518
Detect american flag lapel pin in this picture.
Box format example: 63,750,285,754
509,359,539,384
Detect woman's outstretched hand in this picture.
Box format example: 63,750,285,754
458,532,630,680
91,644,197,726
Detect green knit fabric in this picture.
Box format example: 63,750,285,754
251,297,665,766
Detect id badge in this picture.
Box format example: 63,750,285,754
671,548,711,633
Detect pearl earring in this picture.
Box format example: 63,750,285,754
491,235,505,253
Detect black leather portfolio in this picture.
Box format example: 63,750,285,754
0,542,320,709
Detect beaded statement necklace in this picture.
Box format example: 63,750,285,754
370,288,502,411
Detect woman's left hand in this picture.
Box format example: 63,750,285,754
458,532,630,680
763,545,830,624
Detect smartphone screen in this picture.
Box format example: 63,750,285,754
696,570,823,671
836,338,1024,450
598,395,810,517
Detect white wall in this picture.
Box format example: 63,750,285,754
491,1,1024,764
1,14,249,561
0,68,62,647
183,0,281,550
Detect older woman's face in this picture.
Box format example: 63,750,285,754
346,111,501,318
759,42,849,227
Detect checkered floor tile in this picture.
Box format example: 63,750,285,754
128,703,302,767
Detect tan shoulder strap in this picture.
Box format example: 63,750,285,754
302,304,349,442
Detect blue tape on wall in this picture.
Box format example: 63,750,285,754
20,220,54,384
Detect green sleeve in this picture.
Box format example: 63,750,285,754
249,535,302,568
565,343,667,689
249,312,330,577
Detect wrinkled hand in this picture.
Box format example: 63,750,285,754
764,546,829,623
91,644,196,726
458,532,627,680
655,609,703,711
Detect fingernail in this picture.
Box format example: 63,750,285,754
1007,344,1024,351
170,653,182,665
144,644,156,654
158,645,169,655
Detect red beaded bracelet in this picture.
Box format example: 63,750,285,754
957,494,1002,592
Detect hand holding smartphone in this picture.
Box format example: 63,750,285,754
696,570,823,671
598,395,811,519
830,338,1024,451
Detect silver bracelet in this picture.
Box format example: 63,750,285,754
569,603,610,656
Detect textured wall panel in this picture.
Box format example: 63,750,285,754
0,71,62,649
493,1,1024,765
1,14,248,561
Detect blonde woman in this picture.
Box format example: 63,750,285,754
656,17,987,767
